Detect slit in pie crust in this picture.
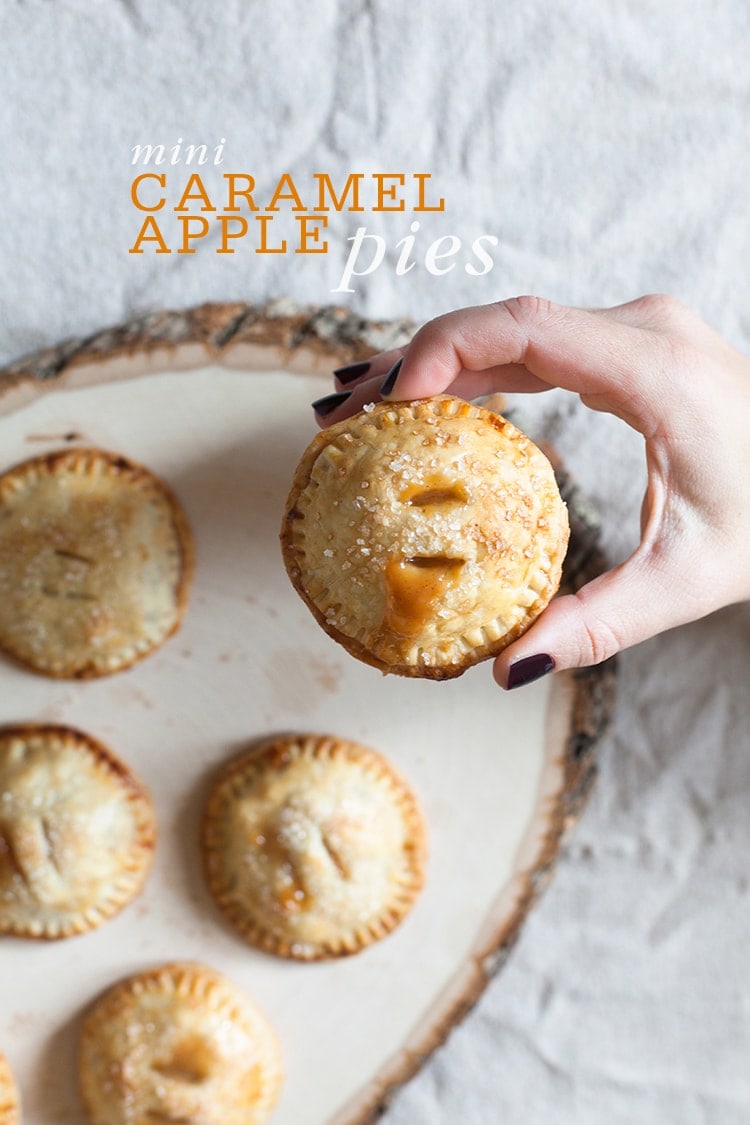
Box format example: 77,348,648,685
202,733,427,961
281,395,569,678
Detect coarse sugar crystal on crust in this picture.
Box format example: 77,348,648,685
78,962,283,1125
202,733,427,961
0,723,156,940
0,447,194,678
0,1052,20,1125
281,395,569,678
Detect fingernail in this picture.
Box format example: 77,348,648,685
506,653,555,690
333,360,371,385
312,390,351,416
380,357,403,397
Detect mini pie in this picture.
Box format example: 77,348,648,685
0,723,156,940
281,395,569,678
0,447,194,678
0,1052,20,1125
202,733,427,960
78,962,283,1125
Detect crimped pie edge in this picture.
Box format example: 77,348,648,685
0,446,195,679
281,395,569,679
0,722,156,940
78,961,283,1125
202,733,428,961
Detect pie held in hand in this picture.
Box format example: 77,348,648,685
281,395,569,678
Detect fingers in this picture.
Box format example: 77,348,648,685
332,349,403,389
313,350,405,426
316,296,679,433
316,297,582,422
382,297,678,436
312,358,538,426
312,362,402,425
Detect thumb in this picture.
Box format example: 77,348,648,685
493,552,688,689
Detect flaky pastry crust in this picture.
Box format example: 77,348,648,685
78,962,282,1125
202,733,427,960
0,447,194,678
0,723,155,939
281,396,569,678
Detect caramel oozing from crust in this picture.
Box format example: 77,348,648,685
384,556,465,639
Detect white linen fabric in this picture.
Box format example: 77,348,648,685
1,3,749,1123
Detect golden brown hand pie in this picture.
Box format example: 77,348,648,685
202,733,427,960
281,395,569,678
0,724,156,940
0,1052,20,1125
78,962,282,1125
0,447,194,678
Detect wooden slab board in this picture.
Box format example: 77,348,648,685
0,303,614,1124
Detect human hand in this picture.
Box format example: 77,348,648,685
311,295,750,688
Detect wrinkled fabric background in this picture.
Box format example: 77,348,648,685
1,3,750,1123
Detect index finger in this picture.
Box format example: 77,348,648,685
391,297,670,436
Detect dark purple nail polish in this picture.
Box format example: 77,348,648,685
333,360,371,385
312,390,351,416
506,653,555,690
380,357,403,397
